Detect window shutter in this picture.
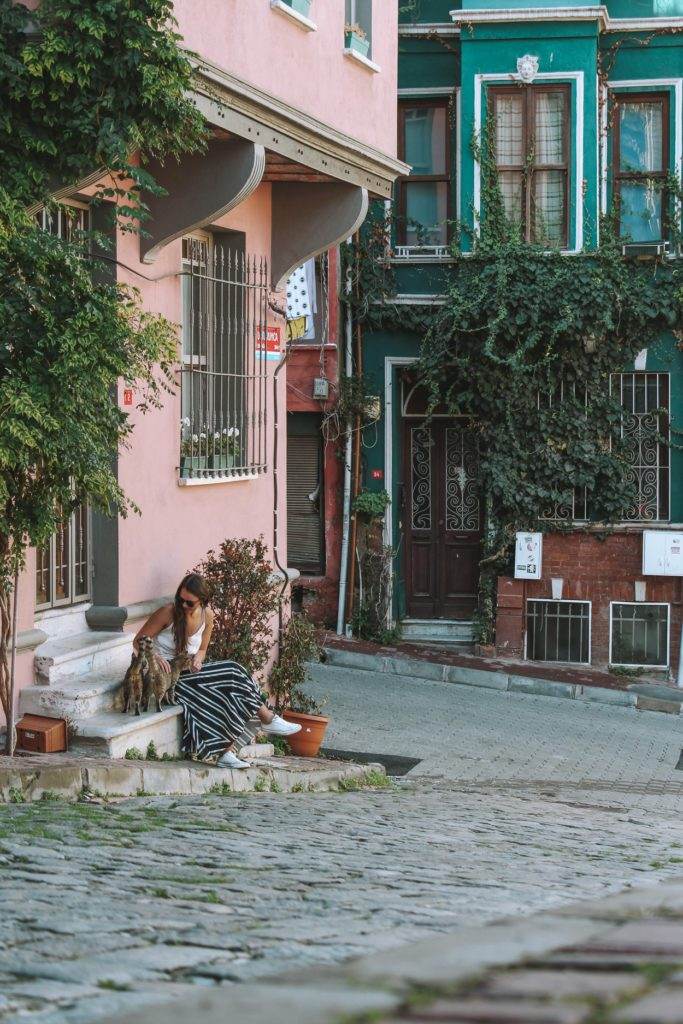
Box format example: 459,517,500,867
287,432,323,573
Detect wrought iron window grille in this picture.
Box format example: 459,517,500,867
526,599,591,664
180,237,269,481
538,373,669,524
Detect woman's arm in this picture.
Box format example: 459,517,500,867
133,605,173,653
190,607,214,672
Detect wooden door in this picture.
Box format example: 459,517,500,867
403,420,481,619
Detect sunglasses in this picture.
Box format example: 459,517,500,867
177,596,199,609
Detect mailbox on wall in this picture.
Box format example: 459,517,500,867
642,530,683,576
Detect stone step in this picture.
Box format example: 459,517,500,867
69,706,184,759
34,631,134,685
400,619,474,645
19,669,123,720
67,708,273,761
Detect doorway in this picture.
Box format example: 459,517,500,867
403,419,481,619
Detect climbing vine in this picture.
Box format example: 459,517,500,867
0,1,207,743
345,117,683,644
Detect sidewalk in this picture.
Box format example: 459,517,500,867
0,751,384,802
110,877,683,1024
322,634,683,717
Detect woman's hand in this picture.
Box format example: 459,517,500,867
191,651,206,673
157,656,172,675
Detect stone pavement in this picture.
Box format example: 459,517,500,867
1,668,683,1022
107,876,683,1024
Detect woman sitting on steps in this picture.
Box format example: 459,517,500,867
133,572,300,769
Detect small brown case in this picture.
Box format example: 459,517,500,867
15,715,67,754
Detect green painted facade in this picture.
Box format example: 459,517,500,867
365,3,683,619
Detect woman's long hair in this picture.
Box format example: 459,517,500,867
172,573,211,654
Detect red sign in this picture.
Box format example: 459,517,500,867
123,388,133,406
371,469,384,480
256,326,281,355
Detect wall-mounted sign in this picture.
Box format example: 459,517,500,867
123,388,133,406
642,530,683,576
514,532,542,580
371,468,383,480
257,326,282,361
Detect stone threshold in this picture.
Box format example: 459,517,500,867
0,752,384,803
106,875,683,1024
322,635,683,716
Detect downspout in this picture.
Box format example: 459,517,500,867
272,318,291,653
336,242,354,635
345,315,363,626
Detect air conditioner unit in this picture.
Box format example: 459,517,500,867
621,240,670,260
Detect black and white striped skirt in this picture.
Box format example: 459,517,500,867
174,660,264,761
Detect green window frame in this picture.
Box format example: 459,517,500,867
612,92,670,243
397,99,451,247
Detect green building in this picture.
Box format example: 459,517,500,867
359,1,683,671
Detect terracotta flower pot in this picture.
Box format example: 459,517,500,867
282,711,329,758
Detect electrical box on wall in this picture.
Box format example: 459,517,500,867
514,532,542,580
313,377,329,400
642,530,683,576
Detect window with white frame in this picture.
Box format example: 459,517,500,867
610,602,669,668
397,100,450,247
345,0,372,57
180,233,268,480
489,84,570,248
35,201,91,609
526,599,591,664
613,92,669,243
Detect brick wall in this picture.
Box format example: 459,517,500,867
495,531,682,671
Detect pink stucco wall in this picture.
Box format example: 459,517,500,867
116,184,287,610
174,0,398,159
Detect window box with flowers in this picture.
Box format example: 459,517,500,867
344,22,369,59
209,427,240,471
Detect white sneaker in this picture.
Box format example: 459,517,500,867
261,714,302,737
216,751,251,770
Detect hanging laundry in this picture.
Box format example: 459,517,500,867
301,258,318,341
285,263,312,321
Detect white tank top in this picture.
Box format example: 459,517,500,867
154,609,206,659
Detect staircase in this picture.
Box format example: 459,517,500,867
21,630,265,759
400,619,474,649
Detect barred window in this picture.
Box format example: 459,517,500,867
35,202,91,609
539,373,669,524
613,372,669,522
526,600,591,664
610,602,669,668
180,235,268,480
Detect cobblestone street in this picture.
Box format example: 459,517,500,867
2,675,683,1022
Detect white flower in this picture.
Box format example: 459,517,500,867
181,417,191,428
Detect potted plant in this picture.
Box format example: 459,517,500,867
209,427,240,471
269,614,327,757
344,22,369,58
180,419,208,476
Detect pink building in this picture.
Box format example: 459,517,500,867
9,1,404,755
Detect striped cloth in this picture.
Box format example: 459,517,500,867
174,659,264,761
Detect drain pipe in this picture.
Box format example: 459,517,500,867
272,322,292,653
336,246,354,635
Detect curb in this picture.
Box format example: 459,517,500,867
319,648,683,716
0,755,385,803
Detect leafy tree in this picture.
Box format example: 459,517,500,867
0,0,207,749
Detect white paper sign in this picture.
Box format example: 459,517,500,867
515,532,542,580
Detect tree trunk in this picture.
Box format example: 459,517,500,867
0,535,11,740
6,564,19,755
